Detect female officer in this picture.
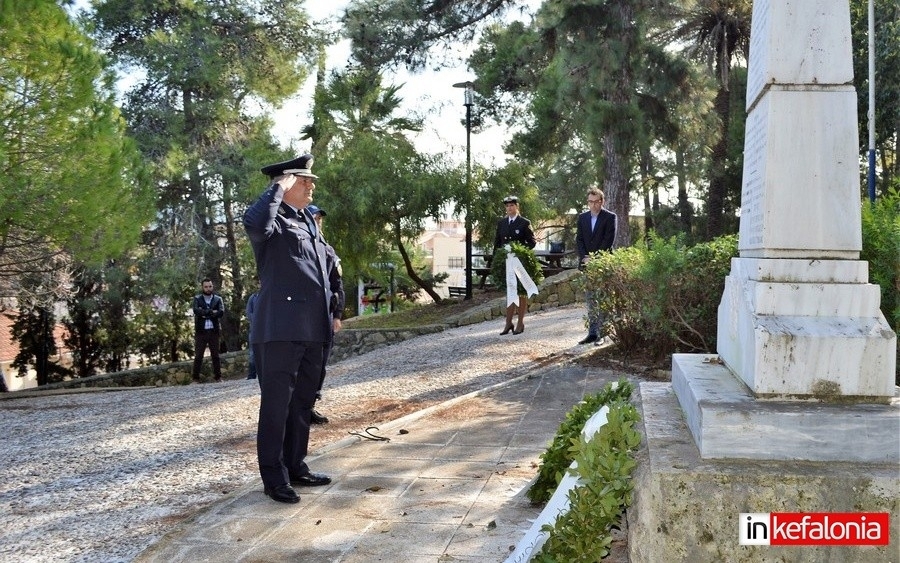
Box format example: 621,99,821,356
492,195,537,334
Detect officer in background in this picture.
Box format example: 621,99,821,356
305,205,344,425
493,195,536,335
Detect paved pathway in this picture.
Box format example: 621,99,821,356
0,304,632,562
136,363,626,562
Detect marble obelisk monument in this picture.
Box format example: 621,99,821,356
629,3,898,560
672,0,897,462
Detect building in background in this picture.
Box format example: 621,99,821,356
0,313,70,391
418,217,468,296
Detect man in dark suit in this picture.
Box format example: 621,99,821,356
242,154,333,504
191,278,225,382
575,187,617,344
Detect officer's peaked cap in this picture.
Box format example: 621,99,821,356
260,154,318,179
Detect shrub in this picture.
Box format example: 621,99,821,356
527,379,634,504
534,400,642,562
860,189,900,332
582,234,738,359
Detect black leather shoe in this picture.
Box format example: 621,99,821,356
513,325,524,334
500,324,514,335
264,484,299,503
578,334,599,345
310,409,329,425
290,473,332,487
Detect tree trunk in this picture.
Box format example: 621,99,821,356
603,134,631,248
221,177,243,353
395,225,442,303
706,85,730,240
643,189,653,241
676,146,692,236
640,147,653,240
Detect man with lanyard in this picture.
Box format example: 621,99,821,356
191,278,225,382
243,154,332,504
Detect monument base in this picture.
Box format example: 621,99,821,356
672,354,900,463
629,382,900,563
717,257,896,399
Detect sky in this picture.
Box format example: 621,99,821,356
274,1,531,168
68,0,532,169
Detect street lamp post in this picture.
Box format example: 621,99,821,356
453,80,474,300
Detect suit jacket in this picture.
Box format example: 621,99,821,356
243,183,332,344
192,293,224,333
575,208,617,266
493,215,536,250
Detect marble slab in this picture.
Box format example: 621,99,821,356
747,0,854,108
717,259,897,398
738,89,861,258
672,355,900,462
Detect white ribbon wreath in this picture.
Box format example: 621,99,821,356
504,245,539,306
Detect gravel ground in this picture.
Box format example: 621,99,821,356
0,304,588,563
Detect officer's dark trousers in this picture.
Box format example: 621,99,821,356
254,341,323,488
317,330,335,396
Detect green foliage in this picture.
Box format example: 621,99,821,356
583,233,738,358
861,190,900,332
129,298,193,366
490,242,544,295
63,261,138,376
305,68,463,302
0,0,153,300
91,0,323,348
535,400,641,562
851,0,900,193
527,379,634,504
470,161,552,251
62,267,105,378
344,0,511,70
10,305,70,386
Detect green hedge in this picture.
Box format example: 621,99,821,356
528,379,634,504
581,200,898,370
861,189,900,333
581,234,738,359
532,394,641,562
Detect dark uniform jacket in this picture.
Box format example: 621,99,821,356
493,215,536,250
192,293,224,333
243,183,332,344
575,208,617,267
324,244,345,321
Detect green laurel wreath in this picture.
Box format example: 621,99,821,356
491,242,544,296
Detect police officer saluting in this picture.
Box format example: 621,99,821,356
243,154,332,504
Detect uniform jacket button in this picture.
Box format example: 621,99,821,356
286,296,292,301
